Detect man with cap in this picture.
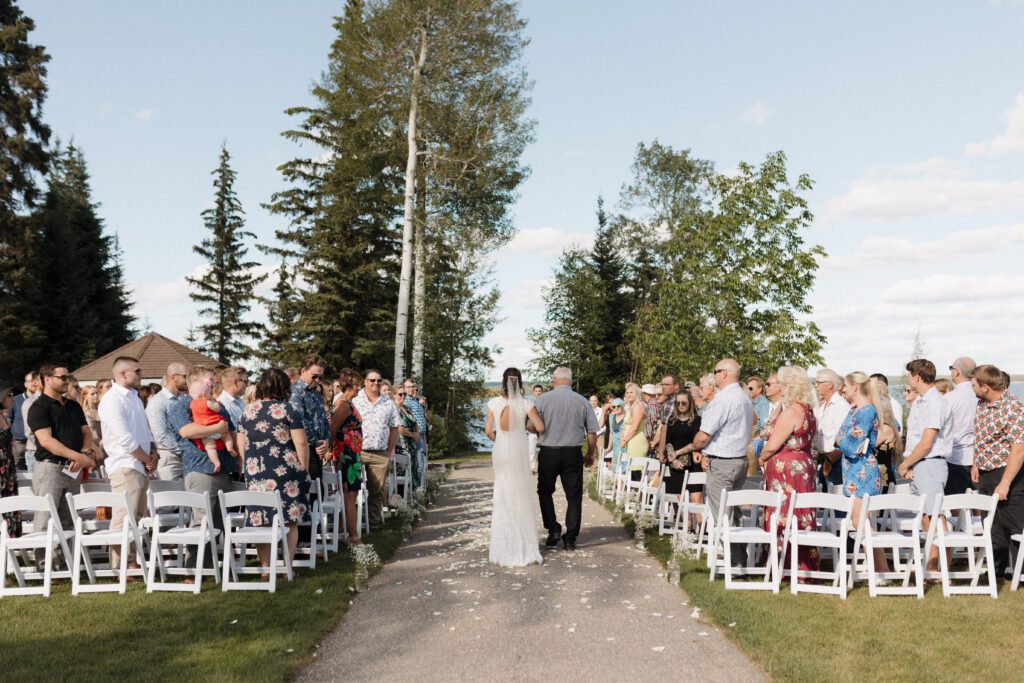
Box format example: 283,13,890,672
641,383,660,456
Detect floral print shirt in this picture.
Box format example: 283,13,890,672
290,379,329,446
974,392,1024,471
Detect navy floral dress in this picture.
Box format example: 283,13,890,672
0,422,21,537
838,404,882,497
239,400,311,526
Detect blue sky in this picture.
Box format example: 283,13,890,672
25,1,1024,379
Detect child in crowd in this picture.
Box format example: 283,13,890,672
188,376,234,472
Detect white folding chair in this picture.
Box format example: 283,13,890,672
391,452,412,505
781,492,854,598
623,457,656,513
924,493,999,598
319,470,345,553
218,490,293,592
1011,532,1024,592
638,460,663,515
710,489,784,592
850,493,925,598
145,490,220,593
292,482,322,570
671,471,711,555
67,491,148,595
0,495,74,597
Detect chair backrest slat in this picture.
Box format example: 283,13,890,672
791,491,853,513
71,491,130,511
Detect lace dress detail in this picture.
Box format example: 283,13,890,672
487,396,543,567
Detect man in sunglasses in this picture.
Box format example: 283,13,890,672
354,369,400,530
290,354,331,484
28,363,95,538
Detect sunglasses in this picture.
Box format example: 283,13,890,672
366,378,382,383
396,392,406,397
309,374,322,380
714,368,727,375
51,374,72,382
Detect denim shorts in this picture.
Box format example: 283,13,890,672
911,457,948,515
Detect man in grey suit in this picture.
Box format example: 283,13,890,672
533,367,598,551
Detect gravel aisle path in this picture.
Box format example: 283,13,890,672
302,460,764,682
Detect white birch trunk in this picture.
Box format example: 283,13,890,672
411,212,426,381
393,26,428,382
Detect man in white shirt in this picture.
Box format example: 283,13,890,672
146,363,188,481
898,358,953,572
217,366,248,433
352,369,400,530
692,358,753,565
98,355,157,571
945,357,978,495
815,369,851,491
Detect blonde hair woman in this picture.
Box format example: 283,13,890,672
619,382,650,471
757,366,819,572
838,371,891,573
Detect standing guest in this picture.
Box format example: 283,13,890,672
815,368,852,491
330,368,365,545
290,354,330,484
608,398,626,474
970,364,1024,577
0,385,22,536
29,365,94,545
96,379,112,398
146,363,188,481
353,369,399,530
590,395,606,443
641,384,660,453
528,385,544,473
217,367,248,431
898,358,953,574
697,373,716,415
7,371,40,471
747,376,771,458
934,379,954,395
65,376,81,403
402,378,428,488
836,372,891,573
533,385,544,398
871,373,904,434
137,385,154,408
21,372,44,471
620,383,649,472
533,367,598,550
79,384,105,466
764,373,782,418
285,367,299,384
394,386,421,488
692,359,754,565
654,375,681,460
238,368,311,565
756,366,819,571
99,356,157,571
657,391,703,511
945,357,978,496
380,380,393,400
169,364,236,573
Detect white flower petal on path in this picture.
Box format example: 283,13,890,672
651,646,666,652
698,631,709,637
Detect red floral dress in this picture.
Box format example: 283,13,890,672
762,403,819,571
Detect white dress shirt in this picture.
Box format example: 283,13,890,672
217,390,245,430
889,396,903,434
944,381,978,466
98,383,154,474
905,387,954,459
698,383,753,458
815,391,852,454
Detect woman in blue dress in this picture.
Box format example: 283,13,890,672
837,371,891,573
608,398,626,474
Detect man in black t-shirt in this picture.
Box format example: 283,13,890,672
28,364,96,533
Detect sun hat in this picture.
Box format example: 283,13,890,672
641,383,657,395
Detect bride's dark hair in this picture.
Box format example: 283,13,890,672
501,367,523,398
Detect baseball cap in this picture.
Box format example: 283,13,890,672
611,398,625,407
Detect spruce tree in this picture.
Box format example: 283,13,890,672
0,0,51,379
257,260,309,367
187,144,266,365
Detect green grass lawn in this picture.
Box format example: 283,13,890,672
0,522,404,682
433,450,490,465
590,484,1024,683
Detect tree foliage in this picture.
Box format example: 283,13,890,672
187,144,266,364
256,260,310,368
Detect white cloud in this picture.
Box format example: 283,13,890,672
823,157,1024,222
739,101,771,127
135,108,156,122
852,222,1024,264
881,274,1024,304
503,227,594,256
966,93,1024,156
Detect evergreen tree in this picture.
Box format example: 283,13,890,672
257,260,309,367
0,0,51,379
30,143,134,368
187,144,266,364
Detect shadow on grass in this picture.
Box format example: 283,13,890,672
587,480,1024,683
0,520,406,683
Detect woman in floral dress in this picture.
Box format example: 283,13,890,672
757,366,819,572
237,368,312,565
395,389,421,489
0,386,22,537
330,368,364,545
838,371,891,573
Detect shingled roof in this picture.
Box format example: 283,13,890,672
73,332,221,382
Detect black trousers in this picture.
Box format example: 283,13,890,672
537,446,583,542
945,463,973,495
977,467,1024,574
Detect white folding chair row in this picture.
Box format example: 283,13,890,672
0,495,74,597
146,490,220,593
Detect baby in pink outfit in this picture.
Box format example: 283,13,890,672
188,377,235,472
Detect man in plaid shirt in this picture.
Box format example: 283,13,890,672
970,364,1024,576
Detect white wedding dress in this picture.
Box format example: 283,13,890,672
487,385,543,567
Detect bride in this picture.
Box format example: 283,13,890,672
484,367,546,567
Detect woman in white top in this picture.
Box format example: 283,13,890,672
484,367,546,567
